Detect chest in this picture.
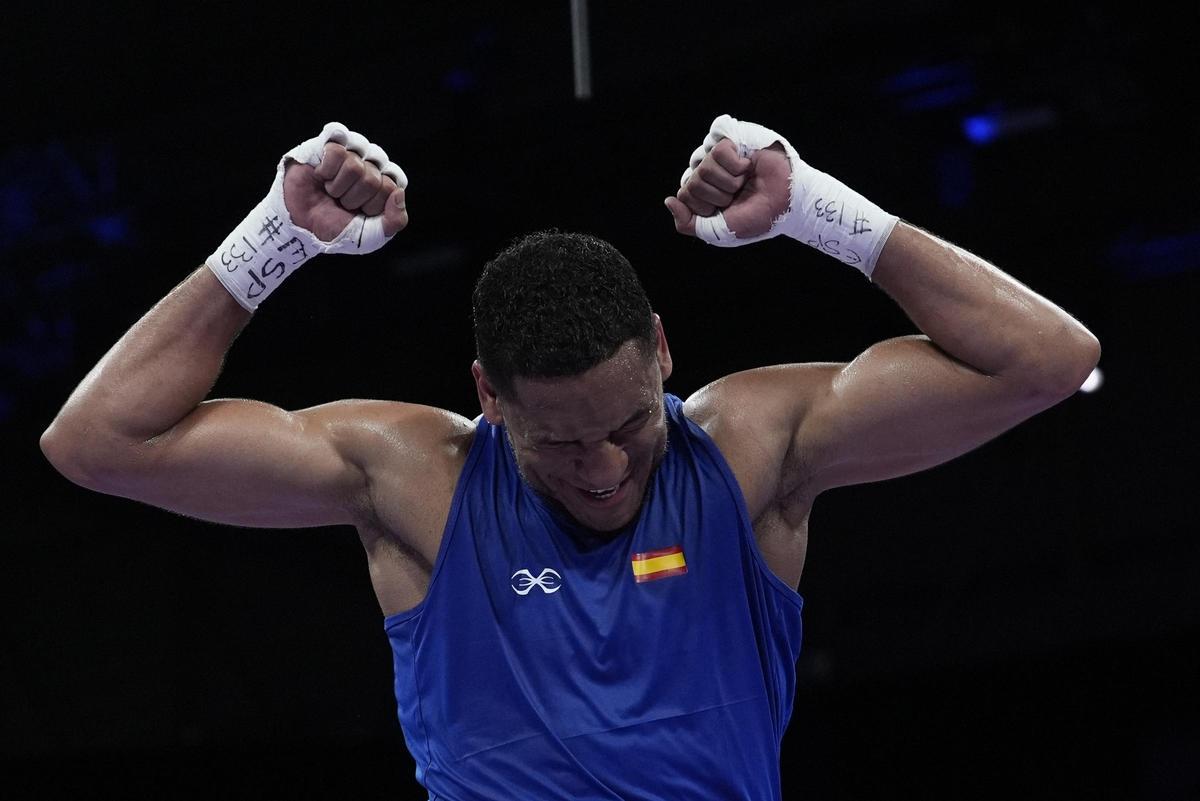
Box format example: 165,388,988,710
391,500,790,757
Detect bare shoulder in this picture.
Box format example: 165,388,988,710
311,399,475,530
318,399,476,469
683,363,842,519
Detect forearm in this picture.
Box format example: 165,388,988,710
41,266,251,468
869,222,1100,394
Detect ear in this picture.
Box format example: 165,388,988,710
652,313,673,382
471,361,505,424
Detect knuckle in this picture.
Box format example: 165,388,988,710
347,154,366,175
316,149,343,178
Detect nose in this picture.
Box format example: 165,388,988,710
575,440,629,489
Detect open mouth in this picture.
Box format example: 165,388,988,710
577,476,630,505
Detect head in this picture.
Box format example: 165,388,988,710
471,231,673,533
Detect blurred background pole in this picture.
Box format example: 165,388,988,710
570,0,592,99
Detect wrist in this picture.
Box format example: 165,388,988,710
205,185,322,312
686,115,899,279
779,159,899,280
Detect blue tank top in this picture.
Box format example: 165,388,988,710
384,393,804,800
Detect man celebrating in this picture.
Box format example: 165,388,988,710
40,115,1099,800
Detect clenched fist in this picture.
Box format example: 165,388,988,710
206,122,411,311
285,140,409,243
665,139,790,240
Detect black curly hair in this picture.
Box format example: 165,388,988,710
472,230,656,399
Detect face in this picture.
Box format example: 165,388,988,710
473,316,673,534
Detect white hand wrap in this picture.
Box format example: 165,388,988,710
681,114,899,279
206,122,409,311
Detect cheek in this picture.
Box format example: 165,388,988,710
521,452,569,483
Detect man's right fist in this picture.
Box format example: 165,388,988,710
206,123,410,311
284,131,408,243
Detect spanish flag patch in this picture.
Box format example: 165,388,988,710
631,545,688,583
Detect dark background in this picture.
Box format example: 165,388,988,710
3,1,1198,798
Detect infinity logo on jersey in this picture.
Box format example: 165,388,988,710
510,568,564,595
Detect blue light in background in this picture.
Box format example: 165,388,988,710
963,114,1002,145
962,107,1059,146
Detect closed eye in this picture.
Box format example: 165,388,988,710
623,407,655,429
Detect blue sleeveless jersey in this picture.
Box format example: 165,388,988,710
384,393,804,800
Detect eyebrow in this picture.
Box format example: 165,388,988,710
534,405,654,443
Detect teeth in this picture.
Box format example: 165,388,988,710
586,484,619,498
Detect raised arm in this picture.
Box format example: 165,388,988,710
38,123,451,530
789,220,1099,494
669,115,1099,511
